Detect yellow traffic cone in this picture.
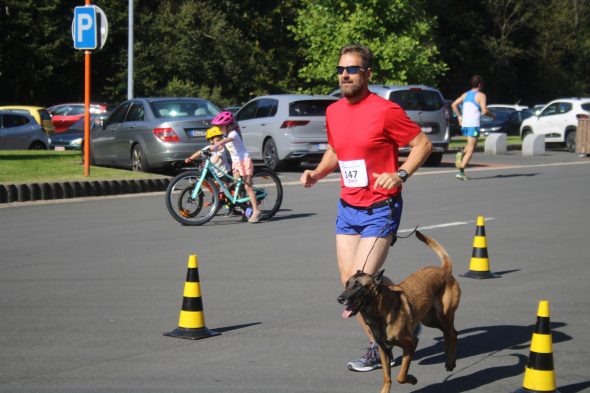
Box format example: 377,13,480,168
513,300,560,392
461,216,498,279
164,255,220,340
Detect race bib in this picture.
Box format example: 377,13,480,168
339,159,368,188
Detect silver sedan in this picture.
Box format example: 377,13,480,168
90,97,220,172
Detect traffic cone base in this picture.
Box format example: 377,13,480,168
460,269,498,279
164,327,220,340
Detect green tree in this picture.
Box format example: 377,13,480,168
289,0,447,93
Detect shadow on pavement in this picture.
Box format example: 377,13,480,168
213,322,262,333
472,172,541,180
400,322,572,392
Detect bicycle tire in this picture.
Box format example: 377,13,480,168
165,171,220,225
251,168,283,220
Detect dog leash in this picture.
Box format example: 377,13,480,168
360,198,419,273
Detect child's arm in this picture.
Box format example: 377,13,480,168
185,146,208,163
214,136,234,150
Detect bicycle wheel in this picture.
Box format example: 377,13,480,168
251,168,283,220
165,171,220,225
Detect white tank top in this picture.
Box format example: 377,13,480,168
461,90,481,128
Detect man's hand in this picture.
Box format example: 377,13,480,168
372,172,402,190
300,170,320,188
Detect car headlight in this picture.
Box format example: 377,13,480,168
71,138,83,146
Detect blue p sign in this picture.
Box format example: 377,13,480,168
73,6,97,49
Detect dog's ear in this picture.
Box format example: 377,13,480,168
372,269,385,285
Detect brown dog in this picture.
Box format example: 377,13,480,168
337,230,461,393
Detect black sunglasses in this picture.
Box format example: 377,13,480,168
336,65,365,75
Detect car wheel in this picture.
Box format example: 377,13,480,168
131,144,152,172
263,138,281,171
28,141,47,150
565,130,576,153
424,152,443,166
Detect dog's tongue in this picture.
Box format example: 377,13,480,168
342,307,354,318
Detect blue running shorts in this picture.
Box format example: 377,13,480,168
461,127,480,137
336,197,403,238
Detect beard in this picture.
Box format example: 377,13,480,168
339,78,365,98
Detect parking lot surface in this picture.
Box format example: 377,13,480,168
1,151,589,393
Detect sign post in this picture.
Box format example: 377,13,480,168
72,2,108,176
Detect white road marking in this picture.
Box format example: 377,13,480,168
398,217,495,233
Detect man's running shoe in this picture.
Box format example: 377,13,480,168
347,344,396,372
456,172,469,181
455,151,464,169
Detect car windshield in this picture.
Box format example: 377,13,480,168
389,89,443,111
150,100,220,118
482,108,513,122
289,100,336,116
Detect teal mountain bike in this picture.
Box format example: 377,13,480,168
165,149,283,225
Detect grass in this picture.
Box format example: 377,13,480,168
449,135,521,148
0,151,164,184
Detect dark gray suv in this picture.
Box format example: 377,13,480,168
331,85,450,165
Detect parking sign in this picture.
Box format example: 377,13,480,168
73,6,97,49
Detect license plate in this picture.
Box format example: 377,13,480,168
421,126,432,133
187,129,206,137
311,143,328,152
54,146,66,151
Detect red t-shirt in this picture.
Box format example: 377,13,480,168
326,93,421,207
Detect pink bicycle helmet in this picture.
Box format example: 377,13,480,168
211,111,234,125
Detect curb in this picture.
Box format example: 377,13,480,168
0,177,171,204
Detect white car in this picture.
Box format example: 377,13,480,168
519,98,590,152
235,94,338,171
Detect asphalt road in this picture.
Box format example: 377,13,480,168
1,151,590,393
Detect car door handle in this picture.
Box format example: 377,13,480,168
260,123,266,126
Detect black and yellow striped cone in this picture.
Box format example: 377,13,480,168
164,255,220,340
461,216,498,279
513,300,560,393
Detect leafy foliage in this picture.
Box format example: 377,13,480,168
289,0,447,93
0,0,588,108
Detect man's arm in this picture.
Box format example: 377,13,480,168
372,132,432,190
477,92,492,117
451,94,466,126
300,145,338,188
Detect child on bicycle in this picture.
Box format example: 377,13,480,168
210,111,261,223
184,126,231,181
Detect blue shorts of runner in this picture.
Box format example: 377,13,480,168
336,195,403,238
462,127,480,138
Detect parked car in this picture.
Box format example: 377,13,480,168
234,94,338,170
0,110,48,150
89,97,221,172
48,113,109,151
488,104,529,111
520,98,590,152
480,107,533,136
331,85,449,165
0,105,55,135
47,103,108,133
